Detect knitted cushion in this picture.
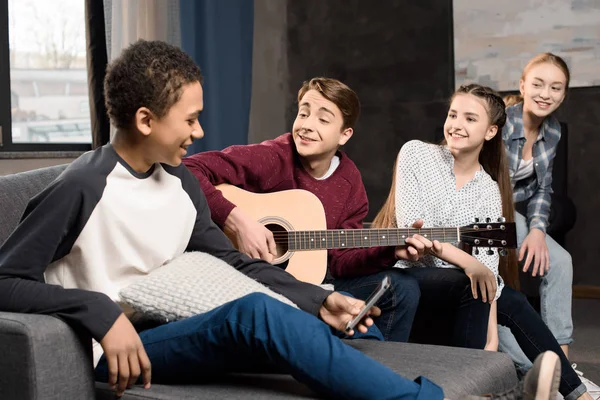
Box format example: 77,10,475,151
119,252,297,322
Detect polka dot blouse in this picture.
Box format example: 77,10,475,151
393,140,504,300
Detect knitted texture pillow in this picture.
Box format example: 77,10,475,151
119,251,297,322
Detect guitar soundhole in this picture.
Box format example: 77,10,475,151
265,223,289,259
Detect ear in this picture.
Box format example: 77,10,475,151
519,79,525,96
485,125,498,141
134,107,153,137
338,127,353,146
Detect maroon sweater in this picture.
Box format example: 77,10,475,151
183,133,397,278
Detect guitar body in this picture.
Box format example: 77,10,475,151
217,184,328,284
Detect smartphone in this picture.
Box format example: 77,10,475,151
345,275,391,332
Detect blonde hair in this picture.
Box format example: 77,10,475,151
503,94,523,108
510,53,570,105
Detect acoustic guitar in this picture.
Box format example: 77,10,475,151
217,184,517,285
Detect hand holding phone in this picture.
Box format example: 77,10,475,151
345,275,391,332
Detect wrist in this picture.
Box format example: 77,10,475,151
224,207,242,233
529,228,546,237
318,296,329,321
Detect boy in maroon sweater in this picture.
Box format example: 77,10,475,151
183,77,434,342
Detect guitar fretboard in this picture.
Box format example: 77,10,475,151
287,228,459,251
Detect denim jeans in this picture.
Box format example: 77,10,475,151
95,293,444,399
499,212,574,375
497,286,585,400
517,211,573,344
404,267,490,349
334,269,420,342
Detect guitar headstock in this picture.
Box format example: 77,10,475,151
459,217,517,250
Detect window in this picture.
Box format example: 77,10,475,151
0,0,92,152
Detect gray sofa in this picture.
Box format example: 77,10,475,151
0,165,518,399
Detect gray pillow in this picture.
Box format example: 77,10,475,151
119,251,297,322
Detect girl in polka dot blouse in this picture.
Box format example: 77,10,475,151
374,84,515,350
372,84,590,400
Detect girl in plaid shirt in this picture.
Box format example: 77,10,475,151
500,53,599,399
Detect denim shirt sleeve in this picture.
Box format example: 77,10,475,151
526,117,561,233
526,156,554,233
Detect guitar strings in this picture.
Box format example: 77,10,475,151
270,229,511,246
270,227,509,237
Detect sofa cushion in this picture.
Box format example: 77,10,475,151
119,251,298,322
0,164,68,246
96,340,517,399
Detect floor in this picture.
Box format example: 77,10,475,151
570,298,600,386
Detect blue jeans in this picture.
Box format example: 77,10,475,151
520,211,573,344
95,293,444,399
497,287,585,400
334,269,420,342
499,212,573,370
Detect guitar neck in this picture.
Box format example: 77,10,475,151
287,227,459,251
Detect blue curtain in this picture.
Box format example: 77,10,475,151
180,0,254,154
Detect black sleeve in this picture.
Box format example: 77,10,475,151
0,176,123,341
178,167,332,316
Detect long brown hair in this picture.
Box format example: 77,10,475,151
372,84,520,289
506,52,570,106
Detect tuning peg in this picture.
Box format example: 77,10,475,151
472,217,480,223
486,249,494,256
499,249,507,256
474,248,480,255
485,217,491,223
497,217,506,223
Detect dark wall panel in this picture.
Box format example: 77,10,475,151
286,0,454,219
556,87,600,285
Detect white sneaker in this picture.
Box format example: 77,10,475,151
572,363,600,399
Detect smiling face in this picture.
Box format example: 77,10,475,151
291,89,352,162
520,62,567,118
135,81,205,166
444,93,498,155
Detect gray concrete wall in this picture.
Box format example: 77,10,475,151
248,0,289,144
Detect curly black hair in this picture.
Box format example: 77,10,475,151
104,40,203,129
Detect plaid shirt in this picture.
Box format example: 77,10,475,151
502,103,562,233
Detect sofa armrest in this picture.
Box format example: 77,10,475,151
0,312,96,400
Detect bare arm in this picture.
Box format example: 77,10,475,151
485,301,499,351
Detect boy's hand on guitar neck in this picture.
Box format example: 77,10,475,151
225,207,277,262
394,220,443,261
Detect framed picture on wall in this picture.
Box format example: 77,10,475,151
453,0,600,90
